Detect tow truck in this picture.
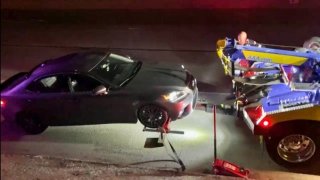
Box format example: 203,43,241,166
216,35,320,167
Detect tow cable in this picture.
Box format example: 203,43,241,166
163,130,186,171
143,118,185,171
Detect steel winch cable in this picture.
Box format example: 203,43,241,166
162,130,186,172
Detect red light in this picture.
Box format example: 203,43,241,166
245,106,272,128
243,70,255,78
238,59,250,68
262,120,269,127
1,100,5,107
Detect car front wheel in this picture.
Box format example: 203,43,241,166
16,112,48,135
137,105,169,128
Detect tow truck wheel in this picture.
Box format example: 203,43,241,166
265,128,319,167
137,105,168,128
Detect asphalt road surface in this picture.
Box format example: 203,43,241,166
1,10,320,175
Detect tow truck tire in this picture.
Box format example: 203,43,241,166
265,126,320,167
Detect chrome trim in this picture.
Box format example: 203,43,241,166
277,134,316,163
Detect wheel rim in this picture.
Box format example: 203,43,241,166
277,134,316,163
138,105,167,128
23,117,40,131
18,114,45,133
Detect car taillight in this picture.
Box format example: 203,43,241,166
0,100,5,107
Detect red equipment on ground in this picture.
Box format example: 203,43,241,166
211,105,250,178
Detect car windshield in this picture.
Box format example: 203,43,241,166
90,53,141,87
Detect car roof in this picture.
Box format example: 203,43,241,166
30,51,108,78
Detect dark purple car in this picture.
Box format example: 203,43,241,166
1,52,198,134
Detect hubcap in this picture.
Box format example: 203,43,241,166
277,134,316,163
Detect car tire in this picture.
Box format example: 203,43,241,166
265,126,320,167
137,105,169,128
16,112,48,135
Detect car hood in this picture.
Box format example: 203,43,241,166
126,64,187,90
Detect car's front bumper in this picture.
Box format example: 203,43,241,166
164,87,198,120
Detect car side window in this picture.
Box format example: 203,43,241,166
27,75,69,93
68,74,102,93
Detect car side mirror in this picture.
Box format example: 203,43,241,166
93,85,108,95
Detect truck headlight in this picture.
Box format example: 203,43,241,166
162,91,188,102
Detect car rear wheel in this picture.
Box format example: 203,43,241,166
138,105,169,128
16,112,48,135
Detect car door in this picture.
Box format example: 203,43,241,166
25,74,73,125
103,90,137,124
66,74,137,125
66,74,111,125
